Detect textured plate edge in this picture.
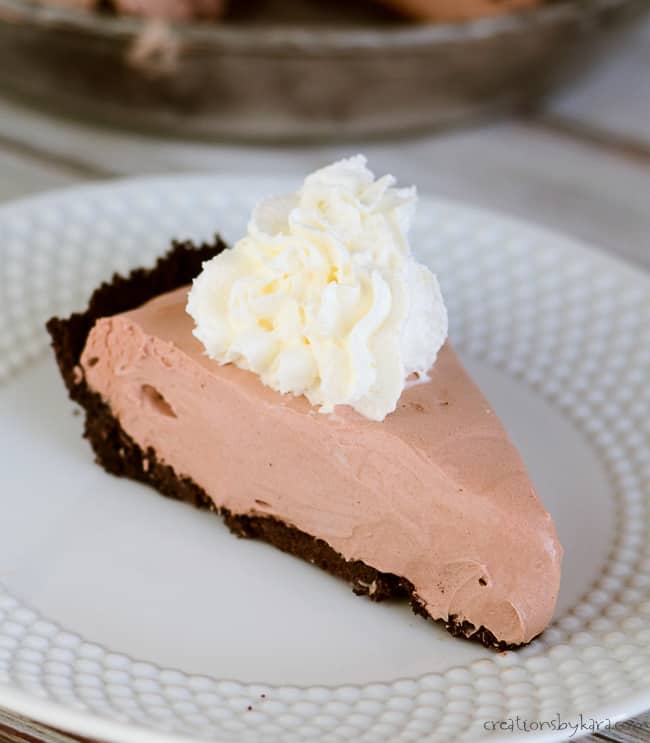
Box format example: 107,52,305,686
3,681,650,743
1,171,647,291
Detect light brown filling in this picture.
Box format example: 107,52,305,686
81,285,562,644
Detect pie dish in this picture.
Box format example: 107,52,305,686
0,0,641,139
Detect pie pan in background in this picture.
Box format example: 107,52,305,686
0,0,645,140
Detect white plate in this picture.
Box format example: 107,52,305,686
1,175,649,743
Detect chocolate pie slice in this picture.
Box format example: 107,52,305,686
48,238,561,649
47,159,561,649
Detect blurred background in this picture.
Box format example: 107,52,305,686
0,0,648,266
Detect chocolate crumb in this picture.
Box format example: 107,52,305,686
87,356,99,367
479,577,487,586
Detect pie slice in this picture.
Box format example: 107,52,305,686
47,239,562,650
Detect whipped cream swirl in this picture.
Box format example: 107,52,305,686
186,155,448,421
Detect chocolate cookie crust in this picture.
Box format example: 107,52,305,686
46,239,522,651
